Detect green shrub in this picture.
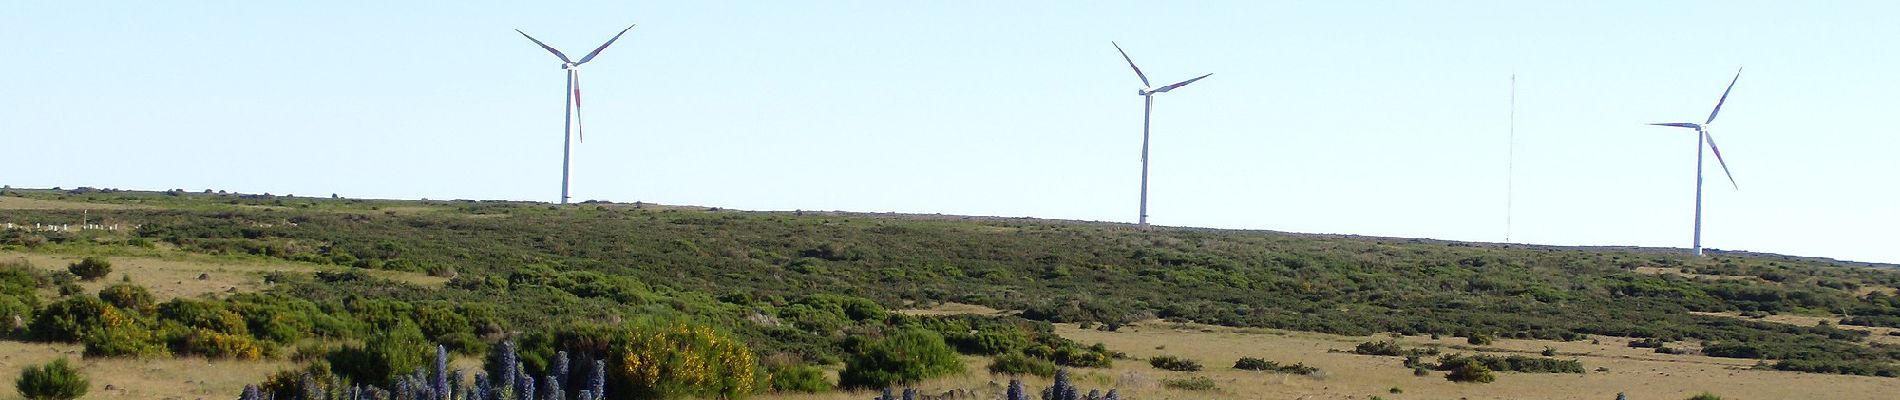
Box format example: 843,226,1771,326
30,296,115,342
1148,355,1202,371
1354,340,1405,356
1686,393,1722,400
839,329,963,389
155,299,247,335
327,322,428,387
1435,353,1583,373
1161,376,1217,391
66,258,111,281
947,331,1027,355
80,321,168,358
767,365,831,393
988,353,1056,377
0,296,32,333
98,284,155,315
1445,359,1496,383
1466,334,1494,346
15,358,87,400
1232,357,1318,374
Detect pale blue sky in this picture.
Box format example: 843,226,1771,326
3,2,1896,263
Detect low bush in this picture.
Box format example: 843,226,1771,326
767,365,831,393
988,353,1056,377
326,322,428,387
15,358,87,400
1686,393,1723,400
840,329,962,389
1232,357,1318,374
30,296,116,342
1466,334,1494,346
1435,354,1583,373
1148,355,1202,371
1444,359,1496,383
67,258,111,281
98,283,156,315
1355,340,1405,356
1161,376,1217,391
179,328,266,360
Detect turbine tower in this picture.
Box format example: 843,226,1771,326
517,24,634,204
1648,68,1742,256
1112,42,1212,228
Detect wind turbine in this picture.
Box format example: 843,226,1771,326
516,24,634,204
1648,68,1742,256
1112,42,1212,228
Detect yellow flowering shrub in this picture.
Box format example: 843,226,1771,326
613,321,759,399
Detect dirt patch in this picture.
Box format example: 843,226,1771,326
897,303,1008,317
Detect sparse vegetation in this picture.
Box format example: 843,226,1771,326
2,188,1900,400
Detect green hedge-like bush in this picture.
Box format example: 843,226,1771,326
839,329,963,389
1233,357,1318,374
1149,355,1203,371
1434,353,1583,373
1161,376,1217,391
988,353,1056,377
767,365,831,393
326,322,428,387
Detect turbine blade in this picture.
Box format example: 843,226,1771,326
1704,131,1737,189
1705,68,1742,125
1112,42,1151,88
1649,122,1701,129
575,24,635,65
572,70,585,143
1152,73,1212,93
516,29,574,64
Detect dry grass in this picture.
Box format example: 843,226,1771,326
1045,320,1894,400
1,250,445,301
757,314,1896,400
0,340,292,400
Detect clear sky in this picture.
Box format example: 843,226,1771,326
3,2,1896,264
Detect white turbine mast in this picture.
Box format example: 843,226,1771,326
1647,68,1743,256
1113,42,1212,229
517,24,635,204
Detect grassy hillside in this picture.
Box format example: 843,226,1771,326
3,187,1900,395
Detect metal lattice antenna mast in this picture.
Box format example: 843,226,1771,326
1506,74,1516,243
